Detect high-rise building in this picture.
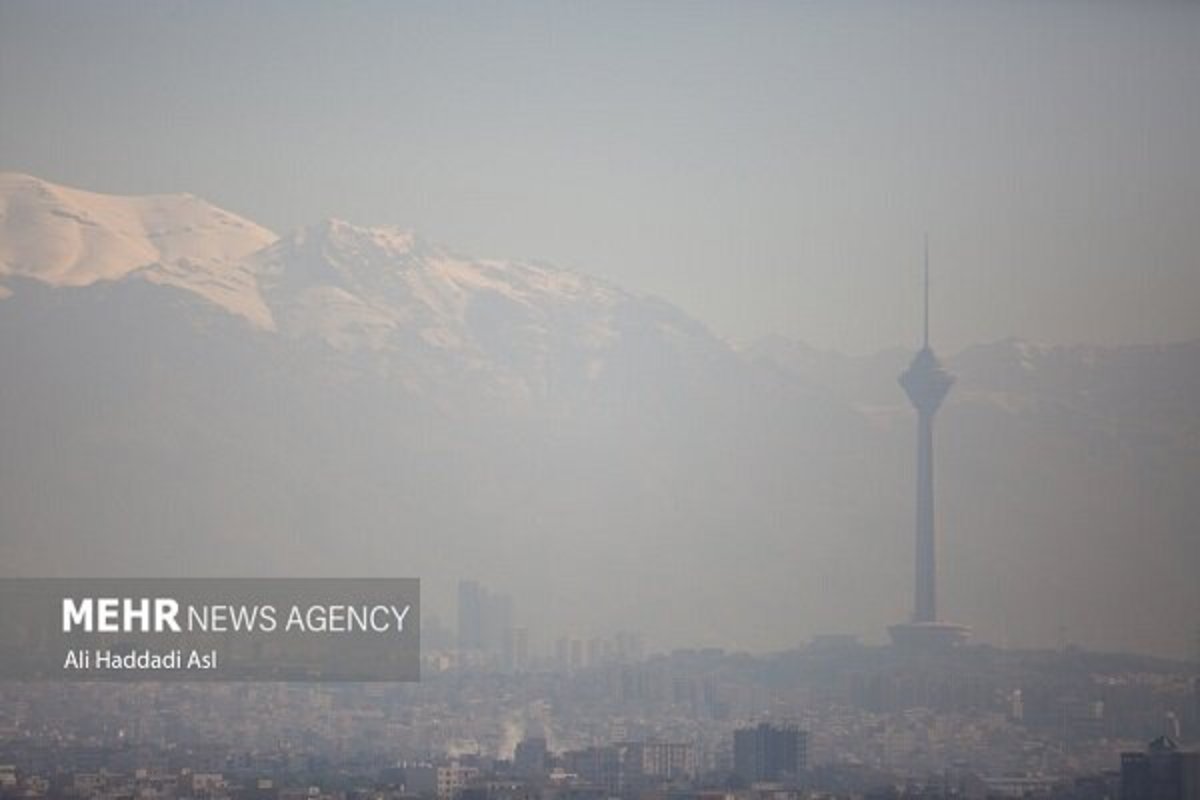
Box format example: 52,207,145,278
631,741,694,780
506,626,529,672
514,737,547,778
457,579,515,661
732,722,806,784
482,591,513,653
457,580,484,651
562,745,624,794
1121,737,1200,800
889,240,971,649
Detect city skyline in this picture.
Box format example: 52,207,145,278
2,1,1199,789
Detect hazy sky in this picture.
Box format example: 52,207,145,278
2,1,1198,354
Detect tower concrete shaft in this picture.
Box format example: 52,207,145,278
914,404,937,622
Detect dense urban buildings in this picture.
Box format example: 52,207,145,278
4,638,1196,798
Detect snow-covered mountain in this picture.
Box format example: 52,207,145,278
250,218,728,400
0,174,1196,658
0,172,276,325
0,174,727,401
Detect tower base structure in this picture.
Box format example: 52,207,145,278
888,621,971,649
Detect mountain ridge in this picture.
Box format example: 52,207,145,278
1,174,1196,657
0,174,730,403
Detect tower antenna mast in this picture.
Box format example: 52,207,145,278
923,233,930,349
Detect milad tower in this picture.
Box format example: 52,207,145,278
888,240,970,648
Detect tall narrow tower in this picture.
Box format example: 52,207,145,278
889,239,970,648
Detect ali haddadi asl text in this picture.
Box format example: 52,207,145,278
63,648,217,672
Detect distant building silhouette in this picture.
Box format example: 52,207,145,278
1193,677,1200,741
514,736,547,778
1121,737,1200,800
457,580,484,651
562,745,624,794
457,579,514,662
732,722,806,784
